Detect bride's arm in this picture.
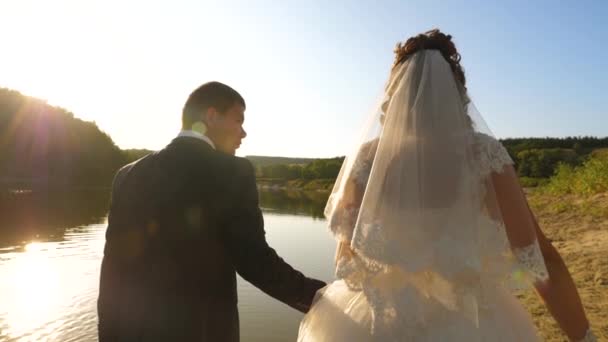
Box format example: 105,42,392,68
530,205,592,341
491,165,592,341
332,140,378,264
334,177,363,264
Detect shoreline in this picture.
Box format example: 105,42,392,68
256,178,334,192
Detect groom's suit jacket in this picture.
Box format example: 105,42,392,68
98,136,325,342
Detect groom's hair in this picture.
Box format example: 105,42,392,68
182,81,246,129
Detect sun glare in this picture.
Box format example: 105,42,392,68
2,242,61,337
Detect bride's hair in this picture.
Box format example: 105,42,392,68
393,29,466,91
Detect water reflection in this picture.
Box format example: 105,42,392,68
0,190,109,249
259,190,329,218
3,242,61,337
0,189,326,250
0,190,110,340
0,225,106,341
0,189,334,342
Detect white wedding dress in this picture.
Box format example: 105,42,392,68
298,50,548,342
298,134,543,342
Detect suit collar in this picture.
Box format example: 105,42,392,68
170,136,216,154
177,130,216,149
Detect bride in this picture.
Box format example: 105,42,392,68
298,30,595,341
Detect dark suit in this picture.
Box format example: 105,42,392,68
98,136,325,341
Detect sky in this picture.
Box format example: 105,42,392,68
0,0,606,158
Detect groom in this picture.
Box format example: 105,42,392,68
97,82,326,341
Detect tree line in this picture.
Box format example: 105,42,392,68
254,157,344,181
502,138,608,179
0,88,126,190
255,139,608,183
2,87,607,190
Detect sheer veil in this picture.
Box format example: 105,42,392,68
324,50,549,335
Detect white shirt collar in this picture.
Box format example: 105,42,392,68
177,130,216,149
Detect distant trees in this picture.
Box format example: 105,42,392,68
502,137,608,179
0,88,125,189
303,158,343,180
2,86,607,190
252,138,608,185
262,164,292,179
123,149,153,164
515,149,580,178
254,157,344,180
501,137,608,155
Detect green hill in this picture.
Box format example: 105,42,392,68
0,88,124,190
123,148,154,164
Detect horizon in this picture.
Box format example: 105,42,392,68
6,84,608,160
5,84,608,160
1,0,606,158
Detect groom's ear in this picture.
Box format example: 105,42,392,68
203,107,220,127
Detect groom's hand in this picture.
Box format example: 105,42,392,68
223,159,326,313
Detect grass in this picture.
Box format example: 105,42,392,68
521,153,608,340
521,190,608,341
543,154,608,196
520,177,550,188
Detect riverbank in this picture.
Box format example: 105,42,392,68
256,178,334,192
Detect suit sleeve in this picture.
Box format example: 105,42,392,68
106,163,134,232
221,160,326,313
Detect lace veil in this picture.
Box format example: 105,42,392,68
325,50,549,334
